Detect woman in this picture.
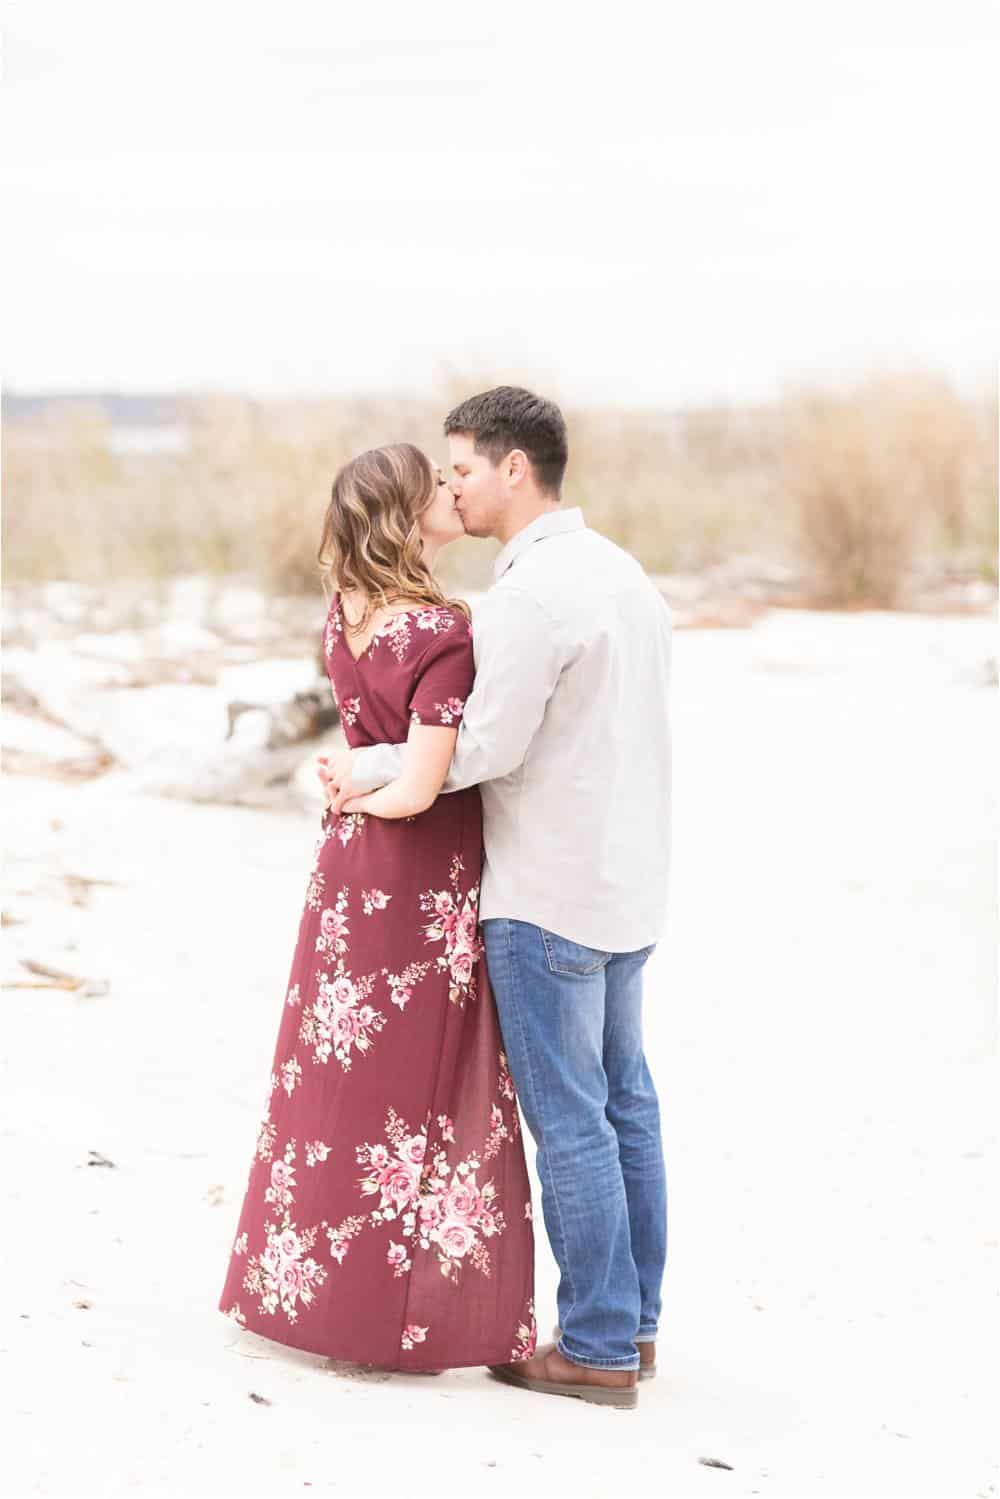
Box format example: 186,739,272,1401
217,443,536,1372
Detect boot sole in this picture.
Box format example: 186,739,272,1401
487,1363,637,1409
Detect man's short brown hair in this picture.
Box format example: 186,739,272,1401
444,386,568,495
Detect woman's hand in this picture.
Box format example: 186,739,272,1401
316,748,361,811
338,795,369,815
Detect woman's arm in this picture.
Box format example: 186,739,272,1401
333,723,458,819
328,588,564,811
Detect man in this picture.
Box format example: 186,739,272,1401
323,386,672,1410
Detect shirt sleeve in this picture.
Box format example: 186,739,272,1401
406,620,475,727
350,586,565,796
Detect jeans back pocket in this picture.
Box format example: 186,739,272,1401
539,927,614,976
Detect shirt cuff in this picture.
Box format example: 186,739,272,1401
351,742,403,795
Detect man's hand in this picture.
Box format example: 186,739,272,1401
316,747,363,814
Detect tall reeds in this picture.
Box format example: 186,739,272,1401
3,374,995,606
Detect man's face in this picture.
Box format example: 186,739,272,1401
447,432,506,539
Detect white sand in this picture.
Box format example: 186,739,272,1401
2,608,996,1499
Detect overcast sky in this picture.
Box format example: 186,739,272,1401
3,0,998,408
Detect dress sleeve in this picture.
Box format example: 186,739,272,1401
407,617,475,728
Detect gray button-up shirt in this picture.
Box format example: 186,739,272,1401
350,506,673,952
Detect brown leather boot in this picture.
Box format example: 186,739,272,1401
552,1324,656,1380
488,1342,638,1409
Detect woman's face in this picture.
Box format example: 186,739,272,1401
417,460,465,548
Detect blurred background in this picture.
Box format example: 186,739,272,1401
3,0,997,609
2,7,998,1497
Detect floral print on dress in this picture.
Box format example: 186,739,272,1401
304,870,325,913
256,1117,277,1164
326,1213,367,1265
340,696,361,727
332,599,457,668
323,605,342,661
361,888,391,915
436,696,465,725
279,1057,303,1097
410,693,466,727
511,1298,537,1361
419,854,484,1006
315,890,350,961
267,1147,297,1211
243,1219,328,1323
334,812,367,847
387,1240,412,1277
381,958,432,1011
240,1141,330,1325
356,1108,508,1284
303,967,386,1071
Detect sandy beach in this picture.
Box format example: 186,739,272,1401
2,605,997,1499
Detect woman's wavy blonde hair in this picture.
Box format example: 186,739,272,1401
317,443,471,636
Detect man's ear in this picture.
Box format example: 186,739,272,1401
507,448,529,487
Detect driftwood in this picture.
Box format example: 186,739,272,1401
4,638,341,806
154,658,340,806
225,640,337,750
225,683,339,751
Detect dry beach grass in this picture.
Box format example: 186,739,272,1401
4,371,996,610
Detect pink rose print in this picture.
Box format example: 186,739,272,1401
353,1109,508,1283
451,952,473,986
375,1162,420,1213
241,1211,327,1324
511,1298,537,1361
444,1180,482,1223
436,1221,476,1258
419,855,484,1007
320,908,349,943
334,812,367,847
401,1324,428,1351
433,695,465,725
271,1160,294,1192
386,1240,412,1277
381,959,431,1013
301,965,386,1071
401,1134,426,1166
316,890,351,960
418,1194,445,1231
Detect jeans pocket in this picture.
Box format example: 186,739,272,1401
539,926,614,976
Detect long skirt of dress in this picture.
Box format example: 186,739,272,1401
217,786,537,1371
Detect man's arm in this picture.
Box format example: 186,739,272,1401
345,588,564,799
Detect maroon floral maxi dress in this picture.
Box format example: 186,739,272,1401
217,593,537,1370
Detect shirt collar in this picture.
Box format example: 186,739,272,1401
491,506,586,582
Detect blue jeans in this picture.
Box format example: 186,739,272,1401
481,918,667,1371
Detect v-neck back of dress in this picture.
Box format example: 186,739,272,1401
334,592,425,666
